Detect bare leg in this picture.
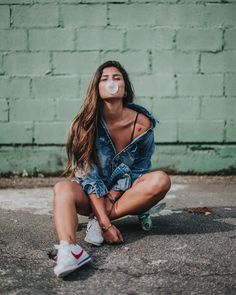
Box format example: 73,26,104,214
53,171,171,244
109,171,171,220
53,180,92,244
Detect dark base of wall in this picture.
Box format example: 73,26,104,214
0,144,235,175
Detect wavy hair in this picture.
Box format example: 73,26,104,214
61,60,135,178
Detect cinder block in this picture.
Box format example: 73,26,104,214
201,51,236,73
53,52,100,75
102,51,149,74
153,51,198,74
201,97,236,120
178,120,224,142
0,99,8,122
0,77,30,98
56,99,83,121
225,120,236,142
60,0,127,2
126,28,174,50
155,4,236,27
152,97,200,120
29,29,74,50
204,4,236,27
0,0,31,3
0,145,67,174
225,29,236,49
134,98,153,113
5,53,50,76
177,29,222,51
62,4,106,26
225,74,236,96
80,74,93,98
77,28,123,50
152,144,236,173
0,6,10,28
154,121,178,143
0,54,3,74
34,122,70,144
0,122,33,144
133,0,176,2
109,4,156,26
10,99,55,121
0,30,27,50
32,77,79,99
178,74,223,96
155,4,205,26
132,75,175,97
12,4,59,27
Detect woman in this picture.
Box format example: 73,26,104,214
53,60,171,278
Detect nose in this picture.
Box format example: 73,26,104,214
108,75,114,81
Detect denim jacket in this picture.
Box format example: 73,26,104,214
74,102,159,198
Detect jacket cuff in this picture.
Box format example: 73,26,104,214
111,174,132,191
83,180,109,198
110,163,132,191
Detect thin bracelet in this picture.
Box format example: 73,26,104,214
101,223,113,232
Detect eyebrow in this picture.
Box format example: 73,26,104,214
101,73,122,77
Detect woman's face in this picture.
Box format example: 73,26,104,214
98,67,125,100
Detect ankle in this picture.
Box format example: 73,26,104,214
59,238,76,245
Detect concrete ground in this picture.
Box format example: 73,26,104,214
0,176,235,295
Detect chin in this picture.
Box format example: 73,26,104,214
100,96,123,101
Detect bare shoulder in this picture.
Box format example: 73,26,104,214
137,112,151,130
124,107,152,138
133,112,151,139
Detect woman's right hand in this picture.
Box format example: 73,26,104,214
102,224,124,244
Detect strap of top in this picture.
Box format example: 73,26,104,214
130,112,139,143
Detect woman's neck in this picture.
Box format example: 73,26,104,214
101,99,125,125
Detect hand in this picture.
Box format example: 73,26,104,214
102,224,124,244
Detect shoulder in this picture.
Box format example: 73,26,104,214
125,103,152,131
124,107,151,129
137,112,151,131
133,112,151,139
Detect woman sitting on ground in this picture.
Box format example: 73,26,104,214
53,60,171,278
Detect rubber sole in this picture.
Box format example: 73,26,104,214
55,255,91,278
84,236,103,247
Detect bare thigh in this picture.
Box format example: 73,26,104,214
109,170,171,219
131,170,171,189
54,179,92,216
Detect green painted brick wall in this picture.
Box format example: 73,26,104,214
0,0,236,175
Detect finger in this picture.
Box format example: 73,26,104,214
114,227,123,242
117,231,124,242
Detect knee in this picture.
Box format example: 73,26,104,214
148,171,171,196
53,180,79,204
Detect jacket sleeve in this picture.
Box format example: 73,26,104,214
129,130,156,183
74,161,109,198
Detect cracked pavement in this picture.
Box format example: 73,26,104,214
0,176,236,295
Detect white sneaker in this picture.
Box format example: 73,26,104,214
84,218,104,246
54,241,91,278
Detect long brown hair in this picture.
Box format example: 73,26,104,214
61,60,135,178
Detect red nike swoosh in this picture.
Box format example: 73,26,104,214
71,250,84,260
